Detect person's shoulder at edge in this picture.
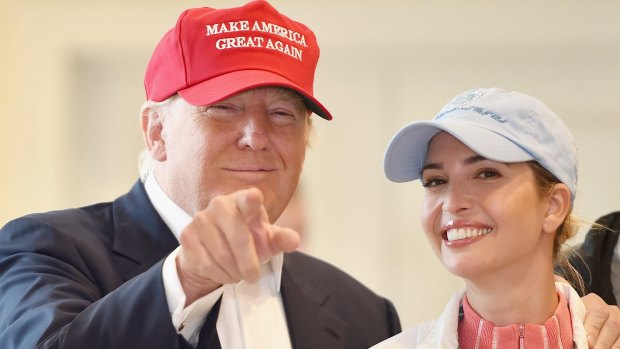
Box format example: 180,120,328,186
284,251,390,298
283,251,401,337
0,200,114,244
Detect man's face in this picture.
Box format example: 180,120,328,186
150,87,310,222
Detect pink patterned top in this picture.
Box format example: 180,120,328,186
458,292,574,349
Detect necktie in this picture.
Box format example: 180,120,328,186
196,297,222,349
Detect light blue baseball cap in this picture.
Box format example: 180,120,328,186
384,87,578,204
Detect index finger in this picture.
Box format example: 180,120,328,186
227,188,270,281
235,188,265,223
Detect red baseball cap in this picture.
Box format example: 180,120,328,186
144,0,332,120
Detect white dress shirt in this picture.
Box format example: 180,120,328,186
143,173,292,348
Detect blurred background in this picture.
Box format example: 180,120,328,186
1,0,619,329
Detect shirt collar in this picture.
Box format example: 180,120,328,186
144,172,192,241
143,172,284,291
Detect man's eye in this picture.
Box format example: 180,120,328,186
210,105,235,111
203,105,239,118
270,110,298,125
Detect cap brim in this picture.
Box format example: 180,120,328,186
178,69,332,120
384,119,535,182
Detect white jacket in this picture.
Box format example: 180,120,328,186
371,283,588,348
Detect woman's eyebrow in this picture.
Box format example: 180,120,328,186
421,154,492,177
422,154,487,171
421,162,442,174
464,155,488,165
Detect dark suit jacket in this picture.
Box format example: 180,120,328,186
0,181,400,349
566,211,620,305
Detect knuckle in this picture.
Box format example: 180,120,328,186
179,229,194,245
194,262,212,279
211,198,243,224
196,259,228,283
180,258,209,280
229,230,252,247
584,293,607,309
592,306,611,319
193,257,213,275
211,247,234,266
208,195,231,212
606,318,620,332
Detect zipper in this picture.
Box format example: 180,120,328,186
518,323,525,349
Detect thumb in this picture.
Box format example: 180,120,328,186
271,225,301,253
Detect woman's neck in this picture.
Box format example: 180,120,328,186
464,263,558,326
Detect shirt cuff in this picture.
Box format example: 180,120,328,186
162,246,224,346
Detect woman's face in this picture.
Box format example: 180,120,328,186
420,132,552,280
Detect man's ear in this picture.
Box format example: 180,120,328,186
542,183,572,234
141,107,167,162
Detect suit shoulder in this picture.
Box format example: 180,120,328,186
0,201,114,244
284,251,382,298
283,251,402,338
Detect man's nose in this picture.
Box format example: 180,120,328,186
237,114,270,151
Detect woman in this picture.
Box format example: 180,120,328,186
375,88,587,348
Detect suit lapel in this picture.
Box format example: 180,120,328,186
280,253,349,349
111,180,179,280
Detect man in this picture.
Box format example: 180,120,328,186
0,2,399,348
568,211,620,305
0,1,617,349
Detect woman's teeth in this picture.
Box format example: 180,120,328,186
446,228,492,241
